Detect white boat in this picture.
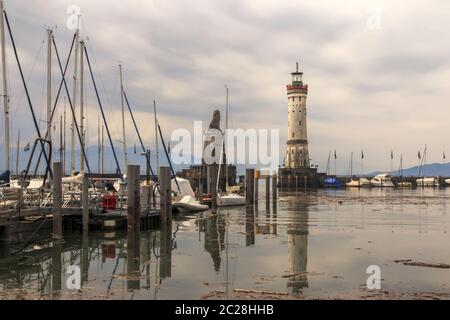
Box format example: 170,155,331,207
9,178,44,189
416,177,439,187
173,195,209,213
370,174,394,187
214,86,246,208
397,181,412,188
217,193,246,207
171,177,210,213
446,179,450,186
346,177,370,188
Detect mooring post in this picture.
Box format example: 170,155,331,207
265,175,270,200
272,173,278,211
127,165,141,230
254,170,260,203
246,169,255,205
17,187,23,216
82,174,89,231
141,184,151,212
52,162,63,240
211,164,218,210
159,166,172,228
206,166,211,194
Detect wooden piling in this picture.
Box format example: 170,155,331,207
254,170,260,203
272,174,278,201
141,185,151,211
82,175,89,231
246,169,255,205
265,175,270,200
52,162,63,240
159,166,172,228
206,166,211,194
127,165,141,230
211,164,218,209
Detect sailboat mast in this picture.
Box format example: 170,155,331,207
101,123,104,174
15,130,19,175
79,40,85,171
97,116,100,172
63,101,66,174
59,115,63,163
326,151,330,175
154,100,159,176
1,1,10,173
224,85,229,189
46,28,52,155
119,64,128,169
350,152,353,177
70,18,80,174
400,154,403,178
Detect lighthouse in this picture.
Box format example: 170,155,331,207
285,62,310,169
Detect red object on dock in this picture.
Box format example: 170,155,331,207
202,193,212,207
102,193,117,211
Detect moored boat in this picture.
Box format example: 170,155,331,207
173,195,209,213
346,177,370,188
416,177,439,187
370,174,394,187
217,193,246,207
397,181,412,188
324,177,341,188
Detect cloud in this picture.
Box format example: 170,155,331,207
1,0,450,174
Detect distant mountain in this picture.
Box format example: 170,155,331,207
371,162,450,177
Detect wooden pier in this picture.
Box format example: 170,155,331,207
0,164,173,251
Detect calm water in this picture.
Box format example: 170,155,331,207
1,187,449,300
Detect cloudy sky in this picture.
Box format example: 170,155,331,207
1,0,450,174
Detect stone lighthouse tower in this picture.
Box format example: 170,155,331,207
285,62,310,169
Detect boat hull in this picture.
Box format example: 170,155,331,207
217,195,246,207
346,178,371,188
416,178,439,187
173,203,209,213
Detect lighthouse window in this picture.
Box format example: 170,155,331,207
299,121,301,126
292,132,294,138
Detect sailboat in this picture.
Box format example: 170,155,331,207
323,151,341,188
152,101,207,213
415,145,439,187
345,152,370,188
370,174,394,187
217,86,245,207
396,155,412,188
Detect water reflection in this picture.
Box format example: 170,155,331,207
0,188,449,299
245,206,255,246
127,229,141,290
286,194,309,295
198,214,225,272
